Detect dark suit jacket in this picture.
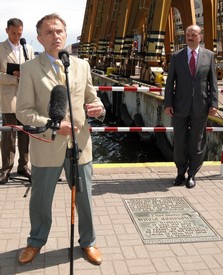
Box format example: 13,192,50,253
164,47,218,117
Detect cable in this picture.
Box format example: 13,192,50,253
5,124,52,143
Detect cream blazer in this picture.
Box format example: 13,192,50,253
0,39,35,113
16,52,103,167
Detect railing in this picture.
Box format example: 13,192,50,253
1,85,223,174
1,125,223,175
94,85,164,95
94,85,223,95
89,126,223,132
93,85,223,174
94,86,223,113
1,126,223,132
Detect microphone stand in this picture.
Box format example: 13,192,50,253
63,60,83,275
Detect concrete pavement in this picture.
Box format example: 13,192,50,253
1,161,223,275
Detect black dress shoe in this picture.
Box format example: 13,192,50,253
0,171,10,185
17,168,31,180
173,175,185,186
186,176,196,189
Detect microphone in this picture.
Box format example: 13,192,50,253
20,38,29,61
58,49,70,68
48,85,67,140
23,125,48,134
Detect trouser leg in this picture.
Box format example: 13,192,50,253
64,159,96,248
173,116,189,175
27,165,62,248
17,121,29,171
188,116,207,176
1,113,16,172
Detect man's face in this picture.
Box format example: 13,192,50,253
186,27,202,49
37,19,67,57
6,25,23,45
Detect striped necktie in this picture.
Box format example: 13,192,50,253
54,60,66,84
189,50,196,76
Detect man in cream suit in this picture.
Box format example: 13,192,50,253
16,14,105,265
164,25,218,188
0,18,35,184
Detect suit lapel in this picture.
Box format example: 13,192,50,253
39,53,59,85
196,48,204,75
68,58,77,93
39,53,77,88
180,48,191,75
4,40,18,63
19,47,25,63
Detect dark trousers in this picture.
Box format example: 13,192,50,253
173,115,208,177
1,113,29,173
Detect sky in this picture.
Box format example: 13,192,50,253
0,0,87,52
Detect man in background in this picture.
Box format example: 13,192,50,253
164,24,218,189
0,18,35,184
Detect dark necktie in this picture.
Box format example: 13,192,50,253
189,50,196,76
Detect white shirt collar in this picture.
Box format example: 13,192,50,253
46,53,60,73
187,46,199,55
7,38,20,51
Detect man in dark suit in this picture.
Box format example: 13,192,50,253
164,24,218,189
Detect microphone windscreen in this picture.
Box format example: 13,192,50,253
20,38,26,45
58,49,69,60
48,85,67,121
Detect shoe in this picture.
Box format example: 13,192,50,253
173,175,185,186
18,245,41,264
0,171,10,185
17,168,31,180
82,246,102,265
186,176,196,189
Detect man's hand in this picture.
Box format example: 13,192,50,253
164,107,174,117
57,121,78,136
13,70,20,79
208,107,217,116
85,103,105,118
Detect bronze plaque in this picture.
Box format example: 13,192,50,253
124,197,222,244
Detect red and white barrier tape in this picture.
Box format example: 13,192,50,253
2,125,223,173
89,127,223,132
94,86,223,94
1,126,223,132
94,86,164,93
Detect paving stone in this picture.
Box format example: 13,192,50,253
0,162,223,274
